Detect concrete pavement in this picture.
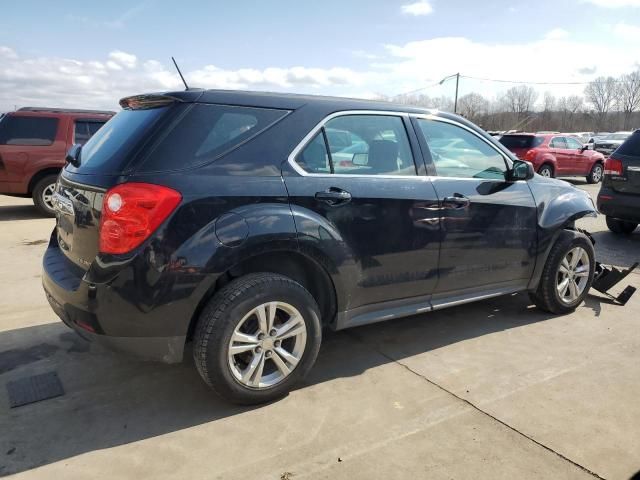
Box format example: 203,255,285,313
1,182,639,479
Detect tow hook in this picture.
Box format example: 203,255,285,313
579,228,638,305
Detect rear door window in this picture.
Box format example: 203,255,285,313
139,104,289,172
0,116,58,146
550,137,568,149
295,115,417,176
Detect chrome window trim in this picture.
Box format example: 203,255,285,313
286,109,518,182
287,110,420,179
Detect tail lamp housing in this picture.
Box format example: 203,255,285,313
604,157,623,176
99,183,182,254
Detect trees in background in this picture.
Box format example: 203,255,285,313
380,69,640,133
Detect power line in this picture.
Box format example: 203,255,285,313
392,74,626,98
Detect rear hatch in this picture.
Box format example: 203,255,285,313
498,134,543,159
54,97,179,269
602,130,640,194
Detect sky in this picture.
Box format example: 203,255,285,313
1,0,640,111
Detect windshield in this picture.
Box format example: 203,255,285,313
67,106,170,174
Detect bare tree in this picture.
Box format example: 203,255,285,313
457,92,489,122
584,76,618,131
617,70,640,130
504,86,538,120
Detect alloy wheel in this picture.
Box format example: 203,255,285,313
556,246,590,304
592,165,603,182
42,183,56,210
228,301,307,389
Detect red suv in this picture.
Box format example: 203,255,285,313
0,107,113,215
499,133,606,183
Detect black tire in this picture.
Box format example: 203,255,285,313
586,163,603,184
538,164,554,178
32,174,58,217
606,216,637,234
530,230,595,314
193,272,322,405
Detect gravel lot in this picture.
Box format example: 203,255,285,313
1,180,639,480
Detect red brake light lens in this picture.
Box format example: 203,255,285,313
604,157,623,176
99,183,182,254
525,149,536,161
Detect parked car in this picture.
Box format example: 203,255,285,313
0,107,113,215
594,131,633,157
43,89,597,404
597,129,640,234
499,133,606,183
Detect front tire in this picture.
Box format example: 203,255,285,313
530,230,595,314
193,273,322,405
586,163,603,184
32,174,58,217
606,216,637,234
538,164,554,178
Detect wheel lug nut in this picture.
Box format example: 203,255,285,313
269,329,277,336
257,333,265,340
274,340,281,348
265,351,272,358
255,346,262,353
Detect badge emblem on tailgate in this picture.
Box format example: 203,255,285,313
52,193,74,216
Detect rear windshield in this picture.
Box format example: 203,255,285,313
616,131,640,157
499,135,544,150
606,133,631,141
0,116,59,146
137,104,289,172
69,107,169,174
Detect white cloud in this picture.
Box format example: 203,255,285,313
613,22,640,41
401,1,433,16
583,0,640,6
108,50,137,68
545,28,570,40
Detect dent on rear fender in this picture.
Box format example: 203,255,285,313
528,179,596,230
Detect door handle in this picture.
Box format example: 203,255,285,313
442,195,470,209
315,188,352,206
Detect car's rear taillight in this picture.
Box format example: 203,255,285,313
525,149,536,161
99,183,182,254
604,157,623,176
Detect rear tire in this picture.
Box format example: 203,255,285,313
606,216,637,234
586,163,603,184
32,174,58,217
193,273,322,405
538,164,553,178
531,230,595,314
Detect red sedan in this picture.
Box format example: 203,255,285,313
500,133,606,183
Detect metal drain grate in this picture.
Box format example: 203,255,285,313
6,371,64,408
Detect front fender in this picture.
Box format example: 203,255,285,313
526,176,597,290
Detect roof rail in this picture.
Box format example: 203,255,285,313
17,107,116,115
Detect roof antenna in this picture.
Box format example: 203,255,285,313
171,56,189,90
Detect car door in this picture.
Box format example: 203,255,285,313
284,112,441,311
549,136,570,174
411,115,538,305
565,136,586,174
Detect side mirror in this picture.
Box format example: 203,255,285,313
580,145,589,152
509,160,535,181
65,144,82,167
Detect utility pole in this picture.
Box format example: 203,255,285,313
454,73,460,114
439,73,461,114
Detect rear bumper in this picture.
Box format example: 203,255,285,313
42,238,185,363
597,187,640,223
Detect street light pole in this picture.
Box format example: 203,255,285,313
439,72,461,114
454,73,459,114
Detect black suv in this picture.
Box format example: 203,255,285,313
43,90,598,404
597,130,640,234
